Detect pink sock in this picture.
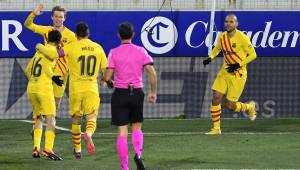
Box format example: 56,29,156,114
116,135,128,170
132,129,143,157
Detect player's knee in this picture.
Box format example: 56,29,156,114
212,93,222,105
212,97,222,105
34,119,43,129
225,102,236,111
86,113,97,122
72,115,81,125
118,125,128,136
131,123,142,131
55,97,61,107
45,116,56,130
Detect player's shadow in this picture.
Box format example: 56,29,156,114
158,156,209,166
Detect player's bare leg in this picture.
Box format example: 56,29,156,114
117,125,129,170
205,90,224,135
55,97,61,108
84,113,97,155
226,100,257,121
30,113,35,139
132,123,145,170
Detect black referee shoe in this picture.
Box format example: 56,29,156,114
134,154,145,170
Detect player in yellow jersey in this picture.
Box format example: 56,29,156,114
24,4,76,136
36,23,109,159
26,30,64,160
203,14,257,135
63,23,107,158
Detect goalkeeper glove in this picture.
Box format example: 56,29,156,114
52,76,64,86
226,63,240,73
203,57,211,66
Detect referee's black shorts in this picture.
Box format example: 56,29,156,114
111,88,145,126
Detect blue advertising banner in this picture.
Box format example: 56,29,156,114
0,11,299,57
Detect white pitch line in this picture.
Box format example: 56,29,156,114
19,120,72,132
19,120,300,136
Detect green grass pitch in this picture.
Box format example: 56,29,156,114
0,119,300,169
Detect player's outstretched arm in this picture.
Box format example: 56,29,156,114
36,44,59,61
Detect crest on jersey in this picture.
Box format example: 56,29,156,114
232,43,237,48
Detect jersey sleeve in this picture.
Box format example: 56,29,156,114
24,12,49,35
107,50,115,69
240,35,257,66
36,44,59,61
209,33,222,59
142,48,153,66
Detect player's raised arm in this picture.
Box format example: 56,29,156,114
24,4,48,34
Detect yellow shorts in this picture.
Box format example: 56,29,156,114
53,73,68,98
27,92,56,116
211,69,247,102
69,91,100,117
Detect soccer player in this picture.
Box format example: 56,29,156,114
203,14,257,135
24,4,76,132
63,23,107,159
26,30,64,160
104,22,157,170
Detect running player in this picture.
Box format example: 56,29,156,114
203,14,257,135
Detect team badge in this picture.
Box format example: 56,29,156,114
232,43,237,48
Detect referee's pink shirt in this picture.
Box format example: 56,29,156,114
107,43,153,89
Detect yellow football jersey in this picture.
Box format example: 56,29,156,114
26,44,58,94
24,12,77,76
64,39,108,94
209,29,256,75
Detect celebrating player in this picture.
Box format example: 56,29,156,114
26,30,64,160
203,14,257,135
63,23,107,159
24,4,76,134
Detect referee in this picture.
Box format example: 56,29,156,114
104,22,157,170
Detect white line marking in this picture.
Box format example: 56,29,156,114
19,120,300,136
19,120,72,132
